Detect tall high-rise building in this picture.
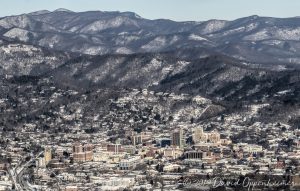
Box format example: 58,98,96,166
131,133,143,146
73,143,83,153
107,144,123,154
193,127,221,144
193,127,204,143
73,143,94,162
172,128,184,148
44,147,52,165
84,144,94,161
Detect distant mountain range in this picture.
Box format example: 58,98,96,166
1,9,300,65
0,9,299,103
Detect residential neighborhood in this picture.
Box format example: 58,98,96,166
0,76,300,190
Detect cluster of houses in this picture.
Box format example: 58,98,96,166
1,78,300,190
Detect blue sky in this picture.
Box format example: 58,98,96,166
1,0,300,21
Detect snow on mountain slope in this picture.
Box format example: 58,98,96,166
79,16,140,33
141,36,167,51
3,28,36,42
188,34,208,41
115,47,133,54
1,10,300,65
274,27,300,40
243,29,270,41
0,14,57,32
244,27,300,41
195,20,228,34
49,53,193,89
0,15,33,29
0,43,68,76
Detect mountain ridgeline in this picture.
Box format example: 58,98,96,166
0,9,300,109
1,10,300,64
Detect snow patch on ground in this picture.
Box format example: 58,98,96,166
244,27,300,41
1,44,40,55
192,96,211,104
141,37,166,51
3,28,34,42
80,16,139,33
276,89,292,95
188,34,208,41
115,47,133,54
250,104,269,115
200,20,227,34
0,15,32,29
115,35,140,45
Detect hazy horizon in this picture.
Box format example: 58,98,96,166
1,0,300,21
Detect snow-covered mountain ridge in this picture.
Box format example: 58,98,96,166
1,10,300,65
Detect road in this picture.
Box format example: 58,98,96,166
14,151,44,191
8,159,24,191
